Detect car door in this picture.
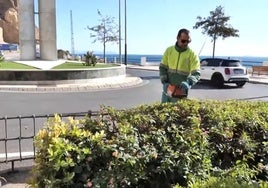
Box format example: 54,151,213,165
200,59,221,80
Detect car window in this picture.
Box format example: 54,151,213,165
207,59,221,66
201,60,208,66
221,60,241,67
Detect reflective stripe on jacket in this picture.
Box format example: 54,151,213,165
159,45,201,86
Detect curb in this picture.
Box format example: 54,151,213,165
249,76,268,85
0,77,144,93
248,80,268,85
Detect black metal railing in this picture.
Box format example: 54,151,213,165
0,111,98,172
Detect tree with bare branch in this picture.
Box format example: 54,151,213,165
87,10,119,63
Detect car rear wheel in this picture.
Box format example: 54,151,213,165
236,82,246,87
211,74,224,88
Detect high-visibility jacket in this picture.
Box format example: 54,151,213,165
159,45,201,86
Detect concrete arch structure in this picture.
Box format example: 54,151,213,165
18,0,57,61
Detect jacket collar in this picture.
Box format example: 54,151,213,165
175,42,188,52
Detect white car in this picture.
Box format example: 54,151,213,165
200,58,249,88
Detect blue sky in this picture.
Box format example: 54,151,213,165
50,0,268,57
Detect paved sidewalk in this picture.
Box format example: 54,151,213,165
0,167,31,188
247,74,268,84
128,65,268,85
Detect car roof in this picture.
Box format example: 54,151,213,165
200,58,240,63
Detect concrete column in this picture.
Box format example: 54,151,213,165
18,0,36,60
38,0,57,60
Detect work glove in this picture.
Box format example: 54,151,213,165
180,81,190,90
163,82,169,91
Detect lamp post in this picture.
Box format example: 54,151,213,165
124,0,127,65
118,0,122,64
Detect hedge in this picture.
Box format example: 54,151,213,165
29,100,268,188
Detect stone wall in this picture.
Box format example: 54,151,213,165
0,65,126,85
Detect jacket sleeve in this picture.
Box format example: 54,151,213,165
187,53,201,86
159,48,169,83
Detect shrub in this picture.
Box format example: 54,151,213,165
0,53,4,65
30,100,268,187
0,55,4,61
83,51,98,66
174,176,268,188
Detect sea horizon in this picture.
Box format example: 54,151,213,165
80,53,268,67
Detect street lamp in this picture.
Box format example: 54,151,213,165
124,0,127,65
118,0,122,64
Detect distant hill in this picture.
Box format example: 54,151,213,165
0,0,39,44
0,0,19,43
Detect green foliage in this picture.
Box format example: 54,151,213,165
30,115,91,187
0,61,37,69
83,51,98,66
30,100,268,187
0,54,4,62
199,100,268,177
183,176,268,188
0,53,4,66
52,61,116,69
193,5,239,57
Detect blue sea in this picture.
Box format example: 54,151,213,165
88,54,268,68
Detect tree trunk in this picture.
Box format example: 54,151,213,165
103,41,106,63
212,35,216,58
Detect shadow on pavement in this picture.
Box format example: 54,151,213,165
192,81,245,90
0,166,31,187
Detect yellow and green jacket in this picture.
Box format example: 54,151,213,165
159,45,201,86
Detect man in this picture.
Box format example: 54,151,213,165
159,28,200,103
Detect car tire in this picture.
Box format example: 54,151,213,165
236,82,246,87
211,74,224,88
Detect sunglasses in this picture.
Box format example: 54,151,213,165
180,39,191,44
